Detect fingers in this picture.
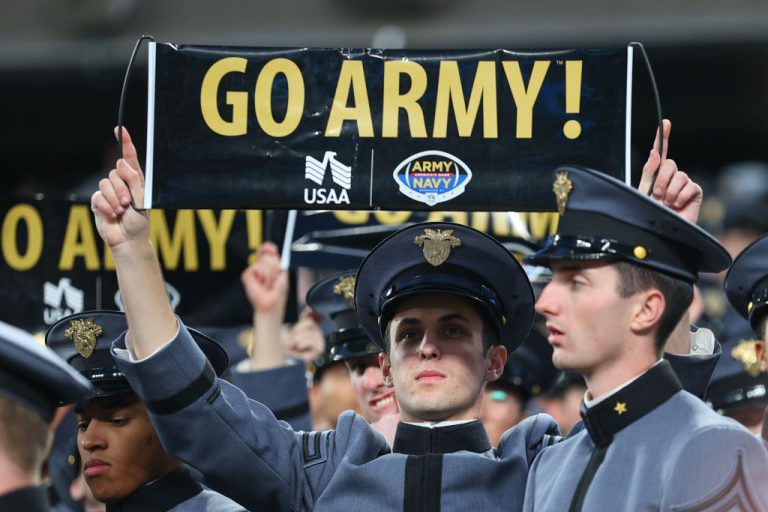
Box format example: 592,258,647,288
98,178,123,218
667,179,701,212
91,190,118,220
115,159,145,208
639,149,660,195
114,126,143,175
652,119,671,162
648,159,678,202
639,119,671,195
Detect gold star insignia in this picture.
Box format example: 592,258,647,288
613,401,628,416
64,318,103,358
553,171,573,215
414,228,461,267
333,275,356,308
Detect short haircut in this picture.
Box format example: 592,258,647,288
0,396,51,477
614,261,693,351
383,302,499,354
756,314,768,342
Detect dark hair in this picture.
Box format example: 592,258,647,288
755,314,768,341
383,302,500,354
614,262,693,350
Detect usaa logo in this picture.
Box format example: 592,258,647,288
392,151,472,206
304,151,352,205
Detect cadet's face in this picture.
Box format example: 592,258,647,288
535,262,636,375
346,354,398,422
76,394,178,503
479,385,526,446
381,294,506,423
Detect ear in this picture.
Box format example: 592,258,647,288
484,345,507,383
379,352,394,387
629,288,665,334
756,340,767,373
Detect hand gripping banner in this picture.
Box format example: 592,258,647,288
139,42,638,211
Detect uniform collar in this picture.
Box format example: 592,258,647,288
106,468,202,512
0,485,49,512
580,360,682,447
393,419,492,455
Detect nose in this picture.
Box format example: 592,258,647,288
79,421,106,452
418,331,441,360
535,282,559,317
362,365,385,390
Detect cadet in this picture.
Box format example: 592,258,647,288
0,321,91,511
93,125,723,511
725,233,768,445
46,311,245,511
480,335,557,446
708,337,768,434
306,270,399,442
523,166,768,511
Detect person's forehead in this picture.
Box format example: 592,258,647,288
77,393,141,415
549,260,615,273
390,293,480,320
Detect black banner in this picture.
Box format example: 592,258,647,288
146,44,631,211
0,197,263,331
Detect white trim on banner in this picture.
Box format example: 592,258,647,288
624,45,634,185
144,41,156,209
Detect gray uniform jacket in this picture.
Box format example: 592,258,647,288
105,468,245,512
113,324,560,511
112,324,722,512
523,361,768,512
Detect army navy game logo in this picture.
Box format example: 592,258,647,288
304,151,352,205
392,151,472,206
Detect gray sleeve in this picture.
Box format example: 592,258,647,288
112,323,386,511
660,424,768,511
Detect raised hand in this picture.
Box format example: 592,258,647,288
90,127,149,249
281,308,325,365
638,119,703,224
241,242,290,314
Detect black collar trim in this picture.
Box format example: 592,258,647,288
393,420,492,455
580,360,682,447
105,468,202,512
762,407,767,444
0,485,49,511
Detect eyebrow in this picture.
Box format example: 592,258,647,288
552,264,588,274
395,313,471,325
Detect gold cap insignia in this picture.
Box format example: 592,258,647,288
613,401,628,416
553,171,573,216
414,228,461,267
333,275,356,308
731,340,761,378
633,246,648,260
64,318,103,358
748,301,754,313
